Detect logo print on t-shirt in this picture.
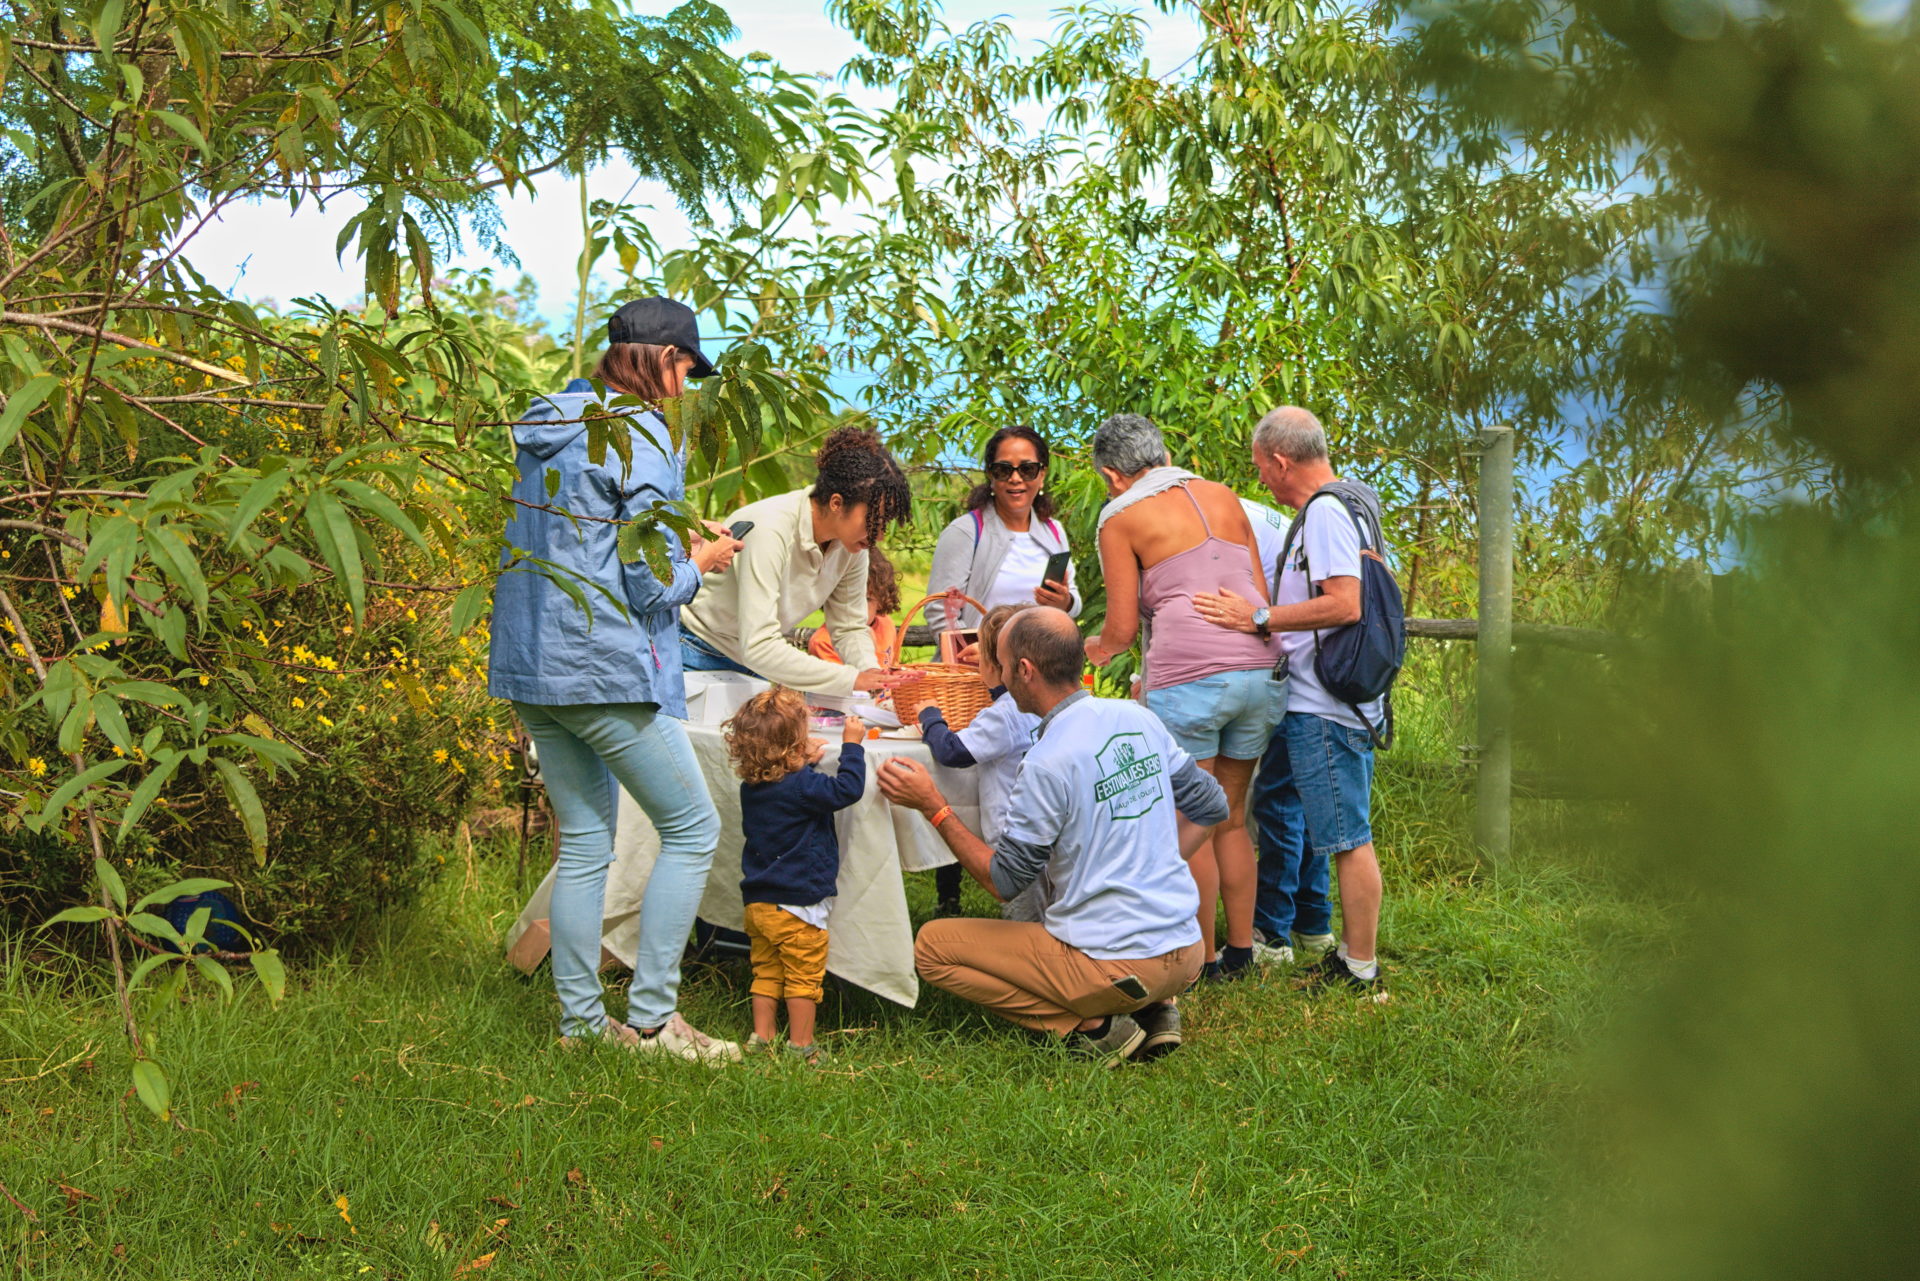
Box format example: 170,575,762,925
1093,733,1164,820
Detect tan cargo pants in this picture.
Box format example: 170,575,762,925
914,917,1205,1036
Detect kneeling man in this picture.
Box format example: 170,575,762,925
877,607,1227,1065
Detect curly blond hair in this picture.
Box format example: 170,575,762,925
723,686,814,785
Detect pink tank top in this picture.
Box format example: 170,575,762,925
1139,485,1278,691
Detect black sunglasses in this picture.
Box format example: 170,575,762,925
986,460,1045,482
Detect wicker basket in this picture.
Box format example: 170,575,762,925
886,593,995,730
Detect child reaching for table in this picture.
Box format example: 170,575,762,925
724,687,866,1065
919,604,1047,921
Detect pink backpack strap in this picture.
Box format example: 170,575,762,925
971,508,985,543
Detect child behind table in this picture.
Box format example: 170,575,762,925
917,604,1047,921
724,687,867,1065
807,546,900,666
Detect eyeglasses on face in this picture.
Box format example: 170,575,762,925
986,460,1045,482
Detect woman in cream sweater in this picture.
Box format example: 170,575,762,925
680,427,913,696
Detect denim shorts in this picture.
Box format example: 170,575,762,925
1276,711,1375,855
1145,667,1287,761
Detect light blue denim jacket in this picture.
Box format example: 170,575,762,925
486,380,700,718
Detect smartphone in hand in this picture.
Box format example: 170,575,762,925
1043,550,1072,588
727,519,755,540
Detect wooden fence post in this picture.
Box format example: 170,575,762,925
1475,425,1515,864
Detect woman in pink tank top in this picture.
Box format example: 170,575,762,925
1084,415,1284,980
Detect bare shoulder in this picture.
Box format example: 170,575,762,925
1191,479,1256,535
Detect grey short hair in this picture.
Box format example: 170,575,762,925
1000,607,1084,688
1091,414,1168,476
1252,406,1329,463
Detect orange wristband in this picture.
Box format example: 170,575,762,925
929,804,955,830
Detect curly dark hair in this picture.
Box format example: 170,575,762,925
964,424,1057,522
865,546,901,617
811,427,912,546
723,687,814,785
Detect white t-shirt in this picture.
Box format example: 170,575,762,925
998,696,1203,960
957,691,1040,843
778,899,833,929
1241,498,1288,600
981,535,1051,611
1277,496,1386,732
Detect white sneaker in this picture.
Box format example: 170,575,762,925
1292,932,1337,961
632,1012,741,1065
1251,940,1295,966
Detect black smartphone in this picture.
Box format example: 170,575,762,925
1111,974,1149,1001
1042,551,1072,588
727,519,755,540
1271,653,1290,682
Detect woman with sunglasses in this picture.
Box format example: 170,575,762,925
923,426,1080,918
925,426,1082,636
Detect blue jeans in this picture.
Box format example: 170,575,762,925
513,701,721,1035
1251,712,1376,940
679,627,757,677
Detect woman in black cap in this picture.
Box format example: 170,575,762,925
490,296,745,1063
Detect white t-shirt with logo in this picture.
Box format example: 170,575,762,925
956,690,1040,843
998,697,1204,960
1241,498,1288,599
1277,496,1386,732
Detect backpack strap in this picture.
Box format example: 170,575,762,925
1284,486,1395,750
971,508,985,544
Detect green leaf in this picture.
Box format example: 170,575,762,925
211,757,269,867
130,875,231,916
192,955,234,1001
450,581,489,637
250,949,287,1004
91,690,134,754
544,468,560,499
225,472,289,549
41,905,114,928
127,911,186,946
335,479,427,551
93,856,127,911
303,489,365,623
117,750,184,843
0,373,58,454
151,109,210,158
127,950,179,992
91,0,125,52
31,761,128,833
131,1057,170,1121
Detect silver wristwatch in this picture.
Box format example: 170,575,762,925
1252,605,1272,639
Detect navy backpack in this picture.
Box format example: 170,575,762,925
1278,488,1406,749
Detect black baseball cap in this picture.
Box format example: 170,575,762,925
606,296,715,379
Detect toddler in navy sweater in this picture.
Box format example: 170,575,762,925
723,686,866,1064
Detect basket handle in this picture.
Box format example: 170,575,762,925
891,591,985,667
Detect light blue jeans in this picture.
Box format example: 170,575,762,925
514,701,721,1036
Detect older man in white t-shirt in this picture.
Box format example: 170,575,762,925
1194,407,1387,994
875,608,1227,1066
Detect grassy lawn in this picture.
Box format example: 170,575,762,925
0,794,1658,1281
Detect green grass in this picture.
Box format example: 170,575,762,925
0,800,1661,1281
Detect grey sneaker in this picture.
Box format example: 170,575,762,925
745,1033,778,1054
631,1012,742,1065
1292,932,1338,961
784,1042,827,1066
1065,1014,1146,1068
1132,1002,1183,1062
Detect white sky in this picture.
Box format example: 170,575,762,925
186,2,1202,325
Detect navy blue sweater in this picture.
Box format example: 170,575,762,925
738,742,866,907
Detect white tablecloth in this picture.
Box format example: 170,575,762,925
505,706,973,1007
